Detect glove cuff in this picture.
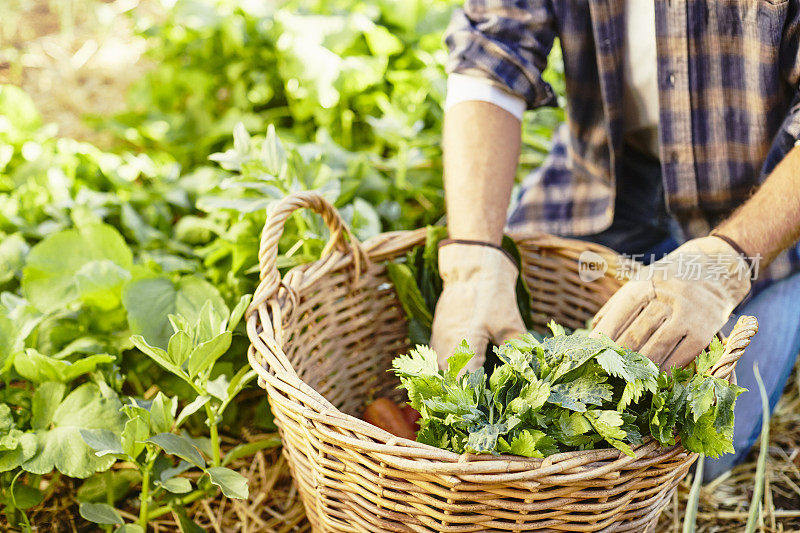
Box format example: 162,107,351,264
438,242,520,285
708,231,755,273
438,238,518,268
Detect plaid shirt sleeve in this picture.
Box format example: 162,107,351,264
444,0,558,108
779,8,800,143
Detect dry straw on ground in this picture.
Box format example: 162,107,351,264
0,0,153,146
657,359,800,533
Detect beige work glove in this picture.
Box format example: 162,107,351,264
430,242,526,372
592,236,752,370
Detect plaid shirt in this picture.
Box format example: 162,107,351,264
446,0,800,287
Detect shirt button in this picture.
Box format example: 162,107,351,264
669,151,679,164
668,73,676,87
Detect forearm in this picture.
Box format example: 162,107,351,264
715,145,800,267
443,101,522,244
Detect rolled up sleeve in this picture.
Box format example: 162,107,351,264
445,0,557,109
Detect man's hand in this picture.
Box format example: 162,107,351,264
430,242,525,371
592,236,751,369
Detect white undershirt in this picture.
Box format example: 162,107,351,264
445,0,660,157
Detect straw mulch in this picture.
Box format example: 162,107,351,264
0,0,155,146
658,358,800,533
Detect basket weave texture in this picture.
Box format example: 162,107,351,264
246,191,758,533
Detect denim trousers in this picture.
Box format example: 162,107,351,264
545,144,800,482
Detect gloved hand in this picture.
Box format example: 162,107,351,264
592,236,751,369
430,241,526,372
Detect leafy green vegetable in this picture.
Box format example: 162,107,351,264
0,0,568,525
22,383,126,478
393,324,744,459
79,502,124,525
205,466,249,499
22,223,133,313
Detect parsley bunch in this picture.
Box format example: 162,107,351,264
392,323,745,459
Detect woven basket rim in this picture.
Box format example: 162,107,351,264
246,191,759,482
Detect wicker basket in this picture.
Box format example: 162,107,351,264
246,191,758,532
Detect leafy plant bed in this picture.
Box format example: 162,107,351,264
2,433,308,532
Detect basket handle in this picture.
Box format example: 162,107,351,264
709,315,758,381
250,191,369,313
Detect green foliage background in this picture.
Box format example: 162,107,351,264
0,0,565,527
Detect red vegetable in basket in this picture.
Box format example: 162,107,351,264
401,404,421,430
363,398,417,440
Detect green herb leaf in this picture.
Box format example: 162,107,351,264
79,502,124,525
146,433,206,468
24,383,125,478
206,466,249,499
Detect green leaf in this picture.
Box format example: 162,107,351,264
445,340,474,380
123,275,227,349
222,437,282,466
156,476,192,494
151,451,187,477
0,431,37,473
131,335,182,377
22,223,133,312
596,346,658,383
465,422,506,454
552,411,594,447
148,393,177,434
226,367,256,404
0,404,13,434
120,409,150,460
507,377,550,417
80,429,124,457
146,433,206,468
712,378,746,431
13,349,114,384
31,381,67,430
687,375,716,422
24,383,126,478
176,395,211,427
228,294,252,331
0,233,29,285
547,321,566,337
77,470,141,504
187,331,232,378
695,337,725,375
387,262,433,329
508,430,551,458
206,466,249,499
262,124,286,176
548,374,612,412
168,331,193,367
681,407,734,458
79,502,124,525
117,525,145,533
205,374,229,402
542,334,608,382
585,410,634,457
9,483,43,510
392,345,439,379
75,260,131,310
0,84,41,134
